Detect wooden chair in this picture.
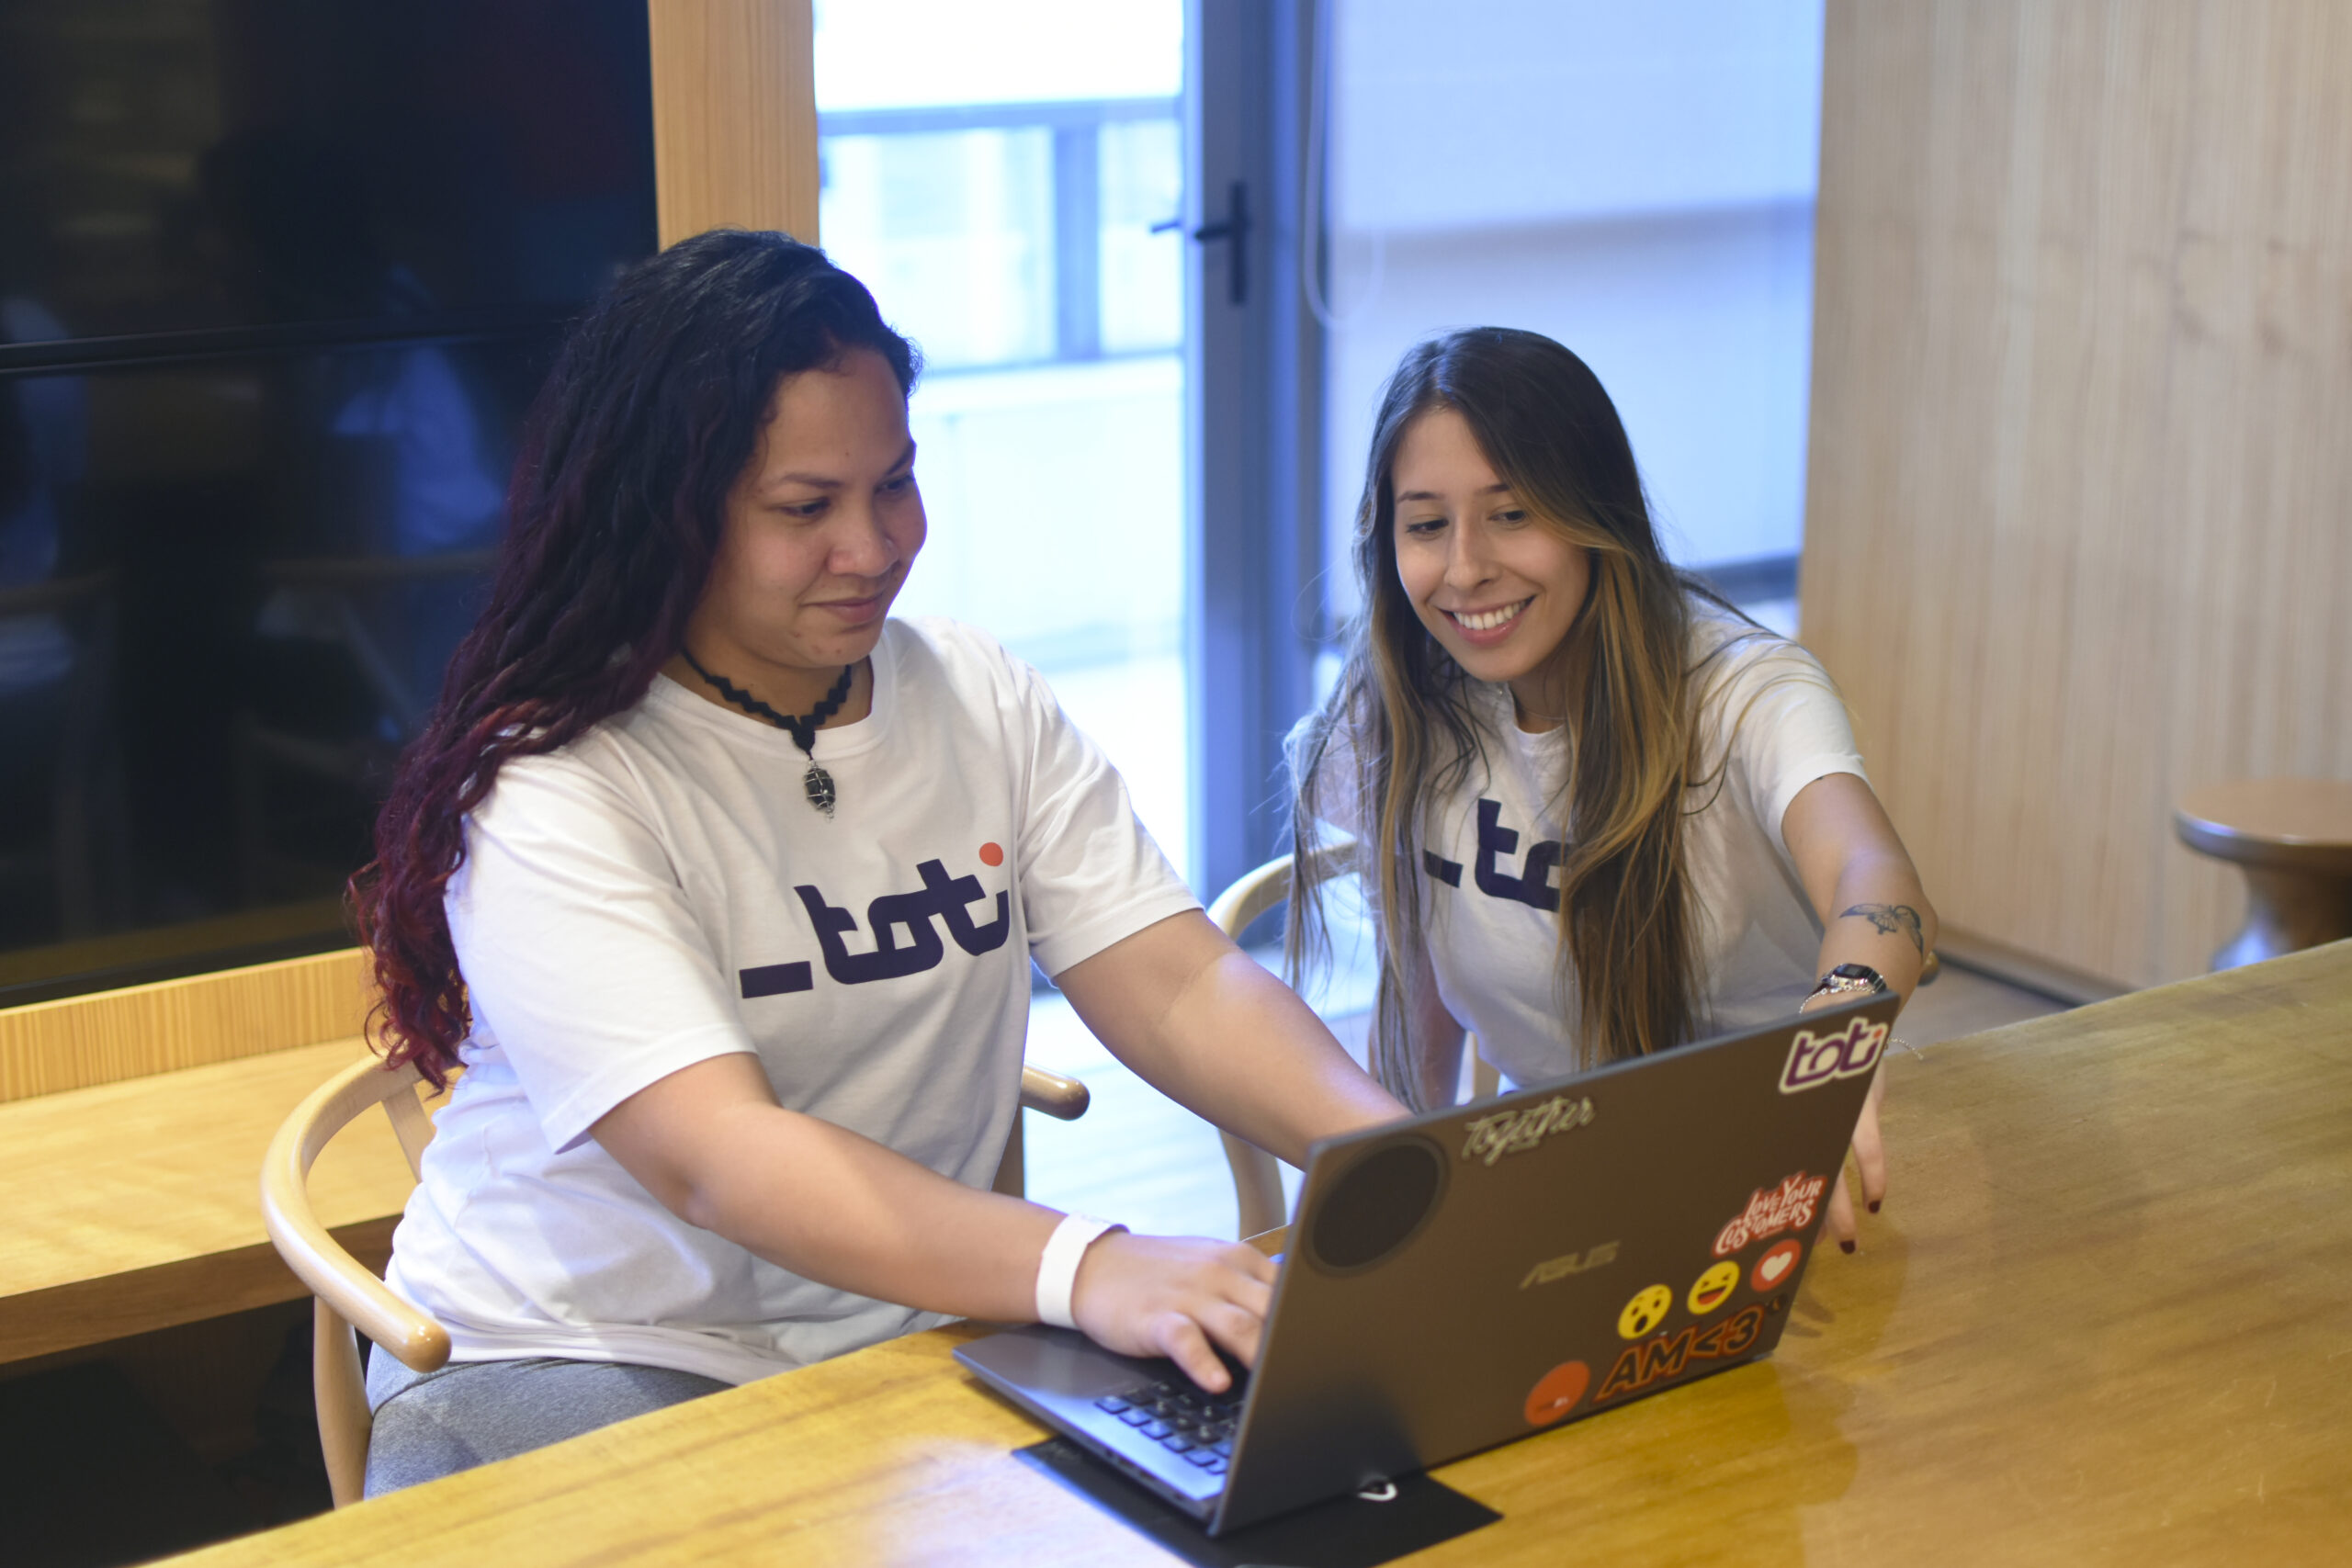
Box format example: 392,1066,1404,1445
259,1054,448,1507
260,1049,1090,1506
1205,849,1942,1238
991,1061,1089,1197
1206,849,1503,1240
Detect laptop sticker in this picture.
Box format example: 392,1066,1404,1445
1687,1260,1740,1315
1460,1094,1596,1166
1616,1284,1673,1339
1522,1360,1592,1427
1597,1305,1768,1404
1713,1172,1829,1257
1778,1016,1889,1094
1750,1238,1803,1293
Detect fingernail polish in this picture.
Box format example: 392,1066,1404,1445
1867,1201,1881,1214
1839,1240,1856,1254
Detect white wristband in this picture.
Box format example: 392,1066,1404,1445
1035,1213,1125,1330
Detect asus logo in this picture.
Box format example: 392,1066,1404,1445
1519,1241,1619,1290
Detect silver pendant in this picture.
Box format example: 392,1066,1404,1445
804,761,836,818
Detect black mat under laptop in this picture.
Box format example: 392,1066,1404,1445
1017,1437,1499,1567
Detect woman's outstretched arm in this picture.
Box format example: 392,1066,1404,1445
590,1054,1279,1393
592,911,1407,1392
1052,909,1412,1165
1782,772,1939,1005
1781,772,1940,1249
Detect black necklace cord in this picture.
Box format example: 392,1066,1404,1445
679,648,855,757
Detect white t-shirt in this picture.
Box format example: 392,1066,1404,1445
1324,609,1866,1089
383,617,1199,1389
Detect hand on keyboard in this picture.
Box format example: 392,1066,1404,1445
1069,1233,1276,1393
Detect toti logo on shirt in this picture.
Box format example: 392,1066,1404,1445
1422,799,1560,912
737,841,1011,998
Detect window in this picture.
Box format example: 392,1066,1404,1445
1316,0,1824,650
815,1,1193,874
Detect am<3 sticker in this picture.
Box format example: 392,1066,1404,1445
1596,1304,1767,1404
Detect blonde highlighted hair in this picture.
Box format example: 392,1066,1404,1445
1288,329,1767,1110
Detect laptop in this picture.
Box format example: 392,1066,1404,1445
956,992,1901,1536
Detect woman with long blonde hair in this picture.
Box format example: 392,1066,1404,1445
1290,328,1934,1248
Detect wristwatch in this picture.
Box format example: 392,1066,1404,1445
1804,962,1888,1009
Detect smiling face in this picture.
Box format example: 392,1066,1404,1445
1688,1260,1740,1315
1389,406,1591,730
681,348,924,714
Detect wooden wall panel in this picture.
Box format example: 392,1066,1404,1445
648,0,820,247
1804,0,2352,990
0,949,371,1103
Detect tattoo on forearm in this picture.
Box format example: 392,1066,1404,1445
1841,903,1925,954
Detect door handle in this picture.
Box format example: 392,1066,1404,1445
1149,180,1250,305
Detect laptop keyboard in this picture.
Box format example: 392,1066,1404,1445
1094,1376,1245,1474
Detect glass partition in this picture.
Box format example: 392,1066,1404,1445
815,0,1193,878
0,0,654,1004
1316,0,1825,648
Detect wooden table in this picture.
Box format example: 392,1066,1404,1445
169,942,2352,1565
0,1039,421,1362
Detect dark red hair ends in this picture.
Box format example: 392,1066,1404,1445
350,231,917,1083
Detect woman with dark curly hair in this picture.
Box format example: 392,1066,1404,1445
1289,328,1936,1250
352,231,1405,1495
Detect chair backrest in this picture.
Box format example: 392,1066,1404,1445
257,1026,1088,1505
1210,850,1939,1244
1206,855,1299,1237
259,1051,451,1507
993,1064,1091,1197
1208,848,1502,1236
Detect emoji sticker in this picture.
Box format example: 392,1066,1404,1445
1522,1360,1591,1427
1617,1284,1673,1339
1687,1260,1740,1315
1750,1238,1803,1294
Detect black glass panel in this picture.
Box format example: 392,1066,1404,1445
0,0,655,355
0,0,654,1002
0,330,569,1001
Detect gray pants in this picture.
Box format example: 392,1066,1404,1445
365,1350,729,1497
